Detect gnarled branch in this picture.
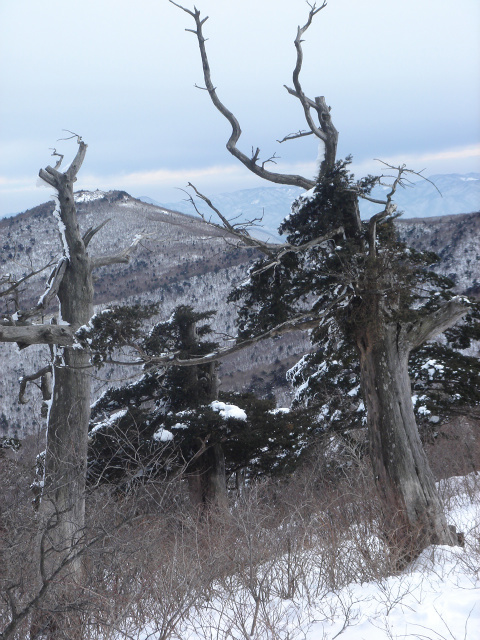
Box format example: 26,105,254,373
184,183,276,256
83,219,111,248
19,365,52,405
284,2,339,177
406,297,471,352
169,1,316,190
0,324,75,347
183,182,344,272
143,313,320,368
1,261,55,303
38,139,87,189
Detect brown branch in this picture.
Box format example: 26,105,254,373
285,2,338,176
49,148,64,170
184,182,343,273
406,297,471,351
184,183,276,256
39,139,87,189
1,261,55,301
169,1,315,190
291,3,328,140
277,129,314,144
365,161,441,255
249,226,344,277
23,258,69,322
375,159,442,196
146,313,320,368
183,183,344,281
366,163,413,256
2,259,67,324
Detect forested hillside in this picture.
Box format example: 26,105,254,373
1,192,479,438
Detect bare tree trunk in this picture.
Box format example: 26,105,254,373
29,142,92,639
357,322,457,557
38,144,93,573
1,141,141,640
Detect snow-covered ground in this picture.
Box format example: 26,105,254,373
308,485,480,639
124,474,480,640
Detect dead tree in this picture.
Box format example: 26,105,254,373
171,1,468,553
0,139,142,639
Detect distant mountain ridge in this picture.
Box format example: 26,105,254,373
139,172,480,240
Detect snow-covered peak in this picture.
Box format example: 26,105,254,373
74,190,107,203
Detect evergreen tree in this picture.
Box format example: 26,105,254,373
229,158,472,554
171,0,473,555
86,305,302,509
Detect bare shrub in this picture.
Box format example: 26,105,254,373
3,428,475,640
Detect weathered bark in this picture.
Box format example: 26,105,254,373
169,1,337,191
0,323,75,347
36,142,92,579
172,1,471,561
357,319,458,555
28,143,92,639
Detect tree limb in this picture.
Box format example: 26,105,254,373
91,233,148,269
0,324,75,347
277,129,314,144
83,219,111,248
1,261,55,302
145,313,320,368
406,297,471,351
183,182,343,270
184,183,277,256
169,1,316,190
16,258,69,323
18,365,52,404
38,139,87,189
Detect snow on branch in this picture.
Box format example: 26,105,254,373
0,324,75,348
406,297,471,351
14,258,69,323
1,261,55,305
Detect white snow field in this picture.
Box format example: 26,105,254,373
114,474,479,640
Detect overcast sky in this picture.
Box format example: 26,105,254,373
1,0,479,217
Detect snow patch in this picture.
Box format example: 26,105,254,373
152,427,174,442
210,400,247,421
90,409,127,436
74,189,106,203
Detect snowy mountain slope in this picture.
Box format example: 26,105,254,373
397,211,480,294
0,191,306,437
